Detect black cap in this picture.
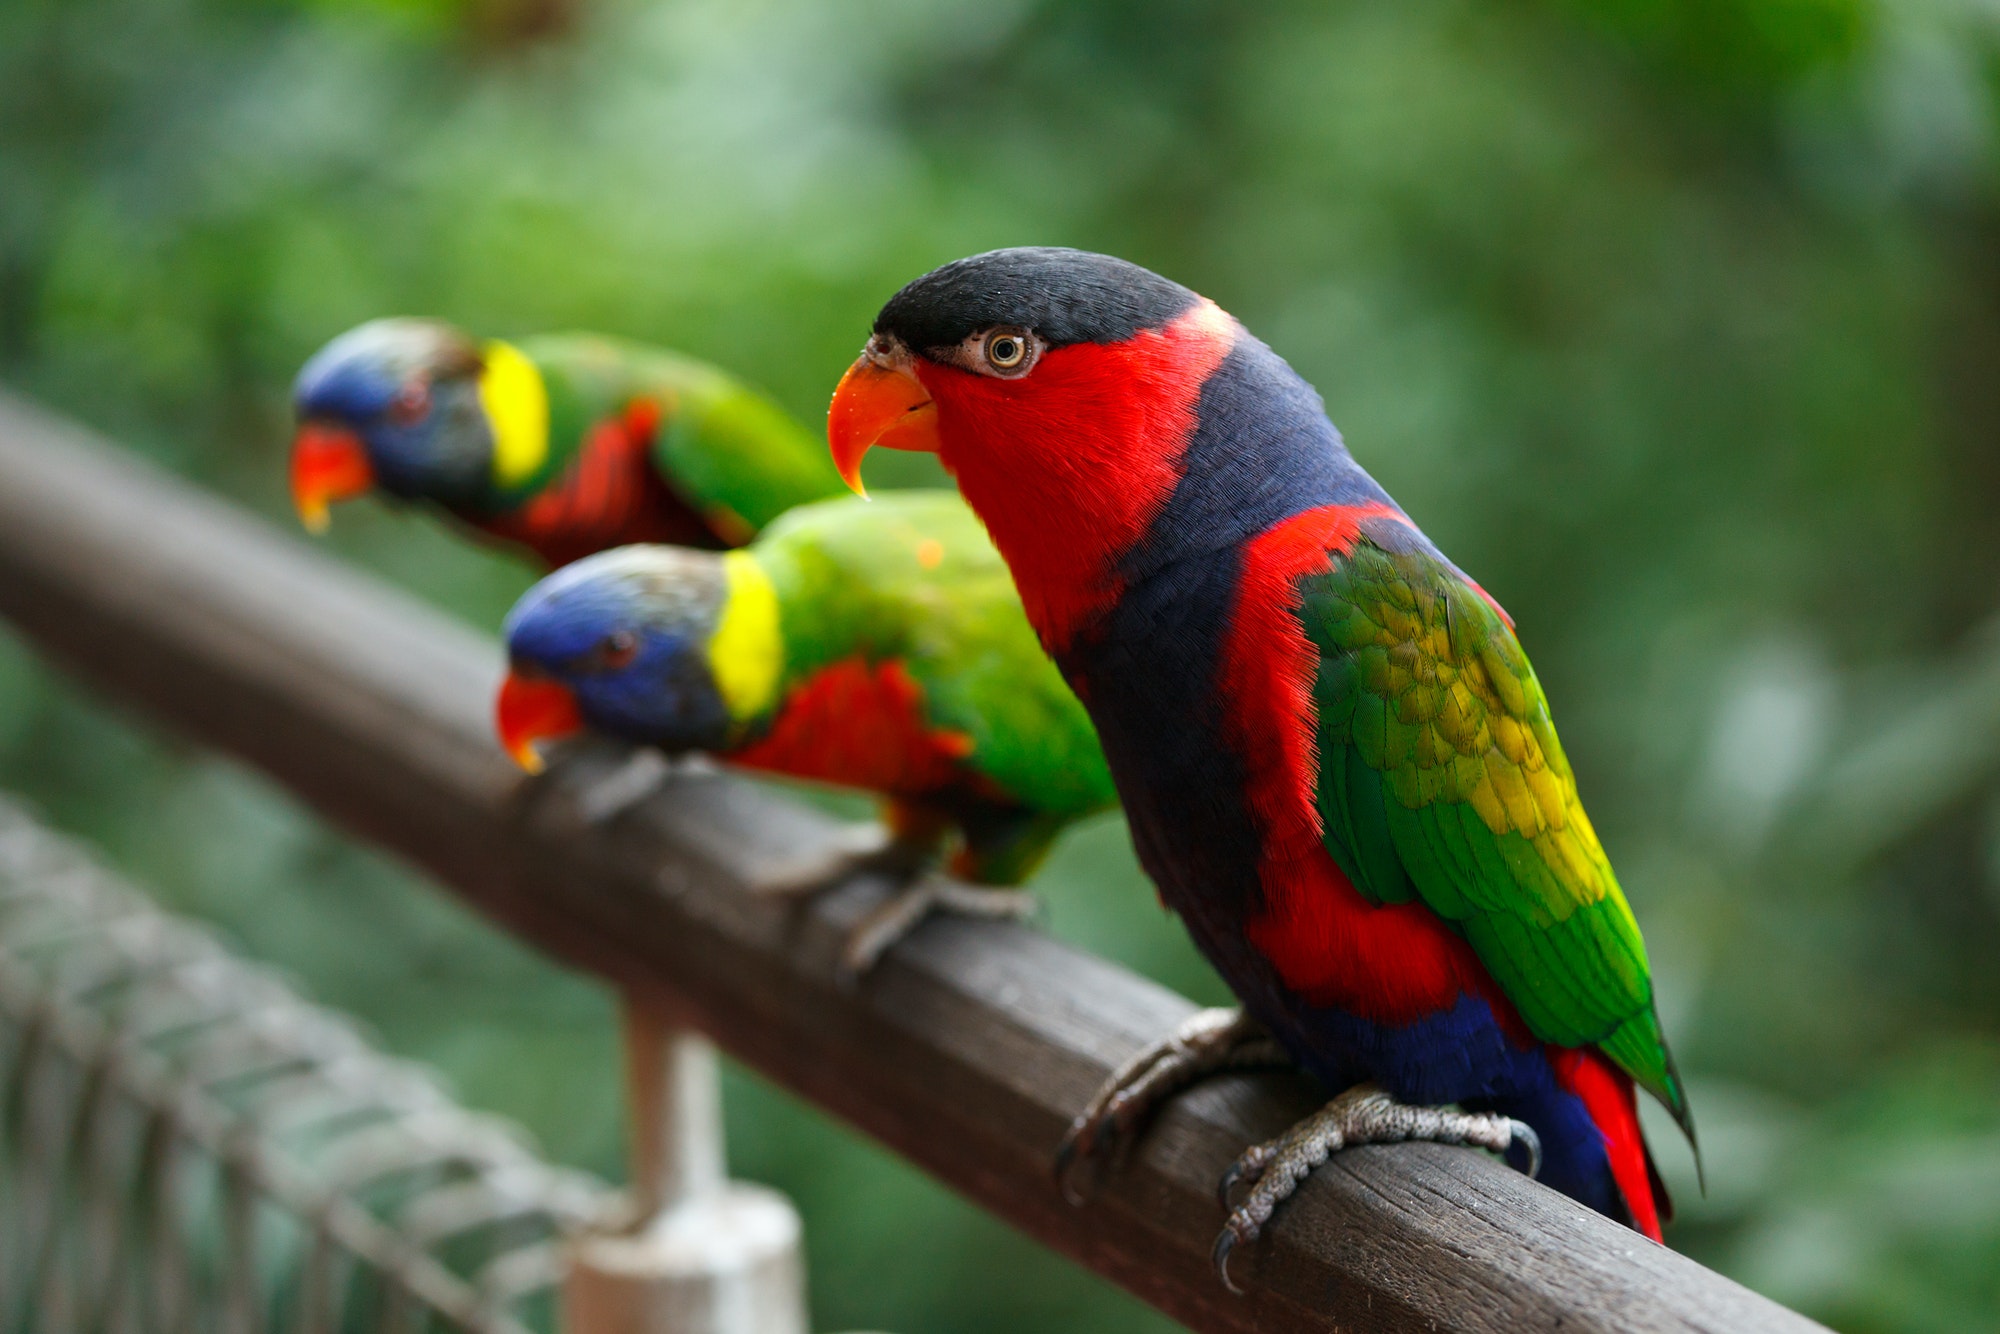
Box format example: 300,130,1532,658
874,247,1199,354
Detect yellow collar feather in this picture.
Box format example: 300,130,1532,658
477,339,549,491
708,552,784,722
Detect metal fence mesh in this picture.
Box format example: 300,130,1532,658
0,794,610,1334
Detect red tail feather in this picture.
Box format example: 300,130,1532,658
1550,1048,1665,1241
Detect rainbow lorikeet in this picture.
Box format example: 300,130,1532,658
827,248,1697,1278
493,490,1117,973
290,319,845,564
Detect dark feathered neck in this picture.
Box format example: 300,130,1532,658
1112,328,1398,589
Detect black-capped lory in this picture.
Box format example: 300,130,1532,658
828,248,1696,1279
290,320,845,564
495,490,1117,974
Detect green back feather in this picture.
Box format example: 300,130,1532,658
749,491,1116,822
517,333,845,530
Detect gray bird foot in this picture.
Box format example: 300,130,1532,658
572,749,676,825
747,832,1037,980
1211,1082,1541,1294
1054,1007,1290,1206
745,823,901,898
837,873,1037,979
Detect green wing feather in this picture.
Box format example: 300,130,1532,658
522,333,845,535
753,491,1117,823
1304,538,1694,1143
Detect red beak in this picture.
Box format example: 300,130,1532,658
495,669,584,773
827,353,938,496
290,422,375,533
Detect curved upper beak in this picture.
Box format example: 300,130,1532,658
495,668,584,774
827,349,938,496
290,422,375,534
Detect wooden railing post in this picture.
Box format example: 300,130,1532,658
563,1000,807,1334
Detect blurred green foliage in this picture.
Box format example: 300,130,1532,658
6,0,2000,1329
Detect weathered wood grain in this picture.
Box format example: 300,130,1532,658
0,391,1825,1334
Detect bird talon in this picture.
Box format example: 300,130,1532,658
1055,1103,1129,1206
1201,1085,1559,1293
748,823,900,899
1508,1118,1543,1179
1217,1140,1277,1209
1053,1119,1104,1205
1216,1159,1247,1210
571,747,673,825
1053,1160,1085,1207
1051,1008,1286,1209
1211,1224,1250,1296
931,882,1040,921
832,874,1045,978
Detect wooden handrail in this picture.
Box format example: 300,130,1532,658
0,390,1825,1334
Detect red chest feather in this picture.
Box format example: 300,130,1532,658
475,399,723,566
1219,504,1521,1030
730,658,976,799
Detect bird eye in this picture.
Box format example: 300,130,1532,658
389,381,430,425
984,329,1029,372
597,630,639,671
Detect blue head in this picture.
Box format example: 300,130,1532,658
291,318,496,528
497,546,741,768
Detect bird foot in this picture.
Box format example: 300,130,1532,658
571,748,676,825
745,822,903,898
1211,1083,1540,1294
838,874,1037,978
748,832,1038,980
1054,1007,1290,1206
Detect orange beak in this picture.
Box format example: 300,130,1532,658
290,422,375,534
827,353,938,496
495,669,584,774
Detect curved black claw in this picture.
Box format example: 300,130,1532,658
1507,1118,1543,1179
1216,1158,1250,1210
1051,1007,1282,1210
1054,1088,1134,1206
1052,1121,1097,1207
1212,1225,1248,1297
1055,1089,1141,1205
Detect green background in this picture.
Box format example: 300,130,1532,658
6,0,2000,1329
